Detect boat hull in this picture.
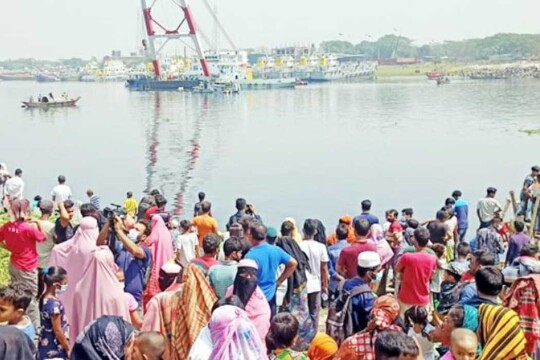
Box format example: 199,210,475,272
126,78,200,91
238,79,295,90
35,74,61,82
0,74,34,81
22,97,81,108
308,71,374,82
426,71,444,80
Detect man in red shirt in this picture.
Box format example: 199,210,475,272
0,198,46,331
385,209,403,249
395,226,437,316
191,233,220,275
337,219,377,279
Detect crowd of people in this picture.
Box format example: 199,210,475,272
0,163,540,360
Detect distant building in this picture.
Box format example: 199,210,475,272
271,45,316,59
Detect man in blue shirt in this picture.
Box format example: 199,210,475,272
460,266,502,308
353,199,379,227
342,251,379,333
452,190,469,242
328,223,350,299
113,218,152,305
459,250,495,305
244,221,297,317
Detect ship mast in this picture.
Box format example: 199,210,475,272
140,0,211,78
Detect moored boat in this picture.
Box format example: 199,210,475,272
0,72,34,81
238,78,296,90
426,71,444,80
35,73,61,82
126,75,200,91
22,97,81,108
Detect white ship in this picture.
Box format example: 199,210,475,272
307,55,376,82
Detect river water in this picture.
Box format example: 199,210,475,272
1,78,539,230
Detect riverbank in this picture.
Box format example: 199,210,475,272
376,63,456,78
376,61,540,78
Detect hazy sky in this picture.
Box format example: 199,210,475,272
3,0,540,59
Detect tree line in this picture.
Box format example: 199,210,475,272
320,33,540,61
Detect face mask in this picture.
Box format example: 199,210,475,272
57,284,68,294
371,271,383,284
127,229,140,243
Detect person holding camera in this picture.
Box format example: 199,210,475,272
227,198,262,230
113,216,153,308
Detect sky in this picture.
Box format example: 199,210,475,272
3,0,540,60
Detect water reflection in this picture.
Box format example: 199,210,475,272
144,93,212,217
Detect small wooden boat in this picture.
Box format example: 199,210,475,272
426,71,444,80
295,78,308,86
22,97,81,108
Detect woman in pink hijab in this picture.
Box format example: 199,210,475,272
70,246,130,344
209,305,267,360
142,215,174,307
367,224,393,266
49,217,100,333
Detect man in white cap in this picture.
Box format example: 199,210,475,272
340,251,381,334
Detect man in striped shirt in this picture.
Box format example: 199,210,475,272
86,189,100,210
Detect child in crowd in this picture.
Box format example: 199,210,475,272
454,242,470,273
31,195,42,213
441,328,478,360
404,306,436,360
132,331,166,360
444,206,458,262
124,191,139,217
436,262,464,316
125,291,143,330
0,281,36,341
430,244,447,305
39,266,70,359
266,313,307,360
404,219,419,247
168,219,181,249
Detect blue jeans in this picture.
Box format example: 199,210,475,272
458,227,468,243
268,295,277,319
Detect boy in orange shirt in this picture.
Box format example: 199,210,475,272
192,201,218,246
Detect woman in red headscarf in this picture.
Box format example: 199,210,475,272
335,295,402,360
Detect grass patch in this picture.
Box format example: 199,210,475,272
0,248,9,286
376,63,467,78
0,213,9,286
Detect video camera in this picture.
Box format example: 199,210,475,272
102,203,127,254
102,203,127,221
